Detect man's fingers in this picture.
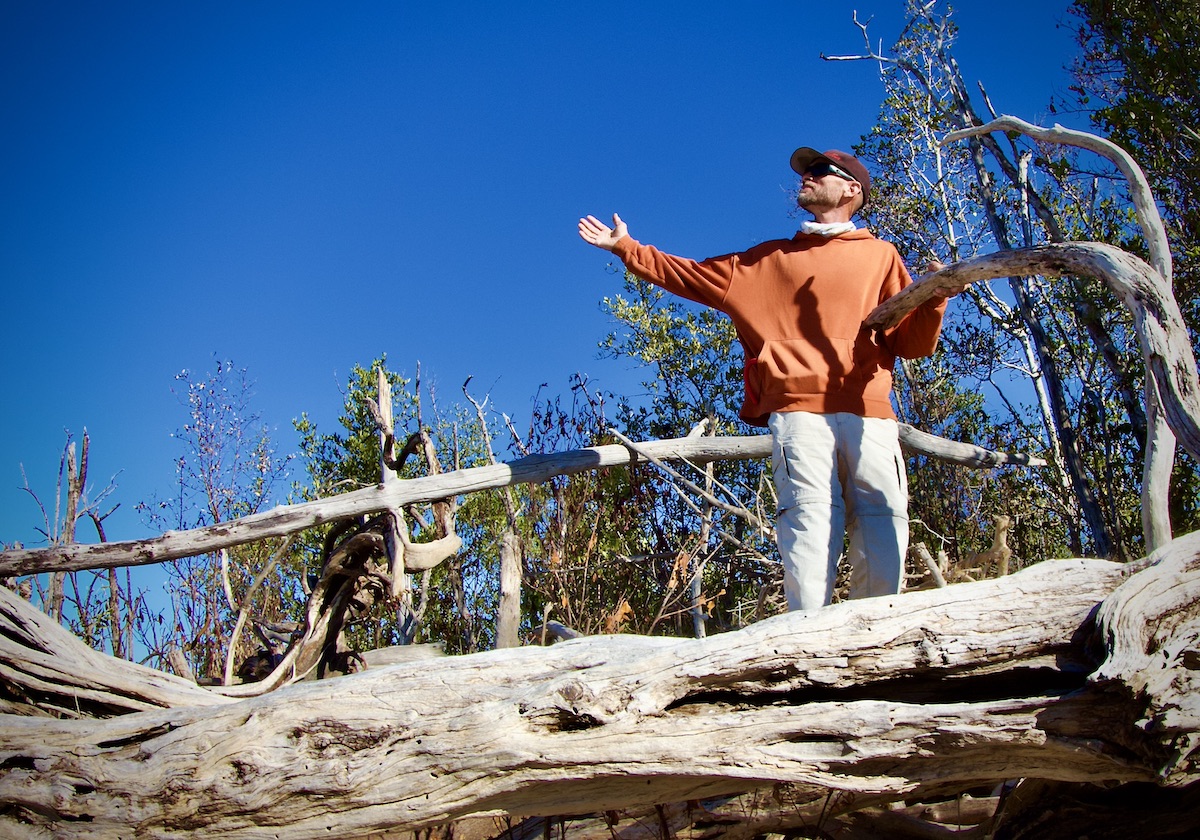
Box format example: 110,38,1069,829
580,215,610,232
579,212,627,252
579,213,623,251
578,216,606,238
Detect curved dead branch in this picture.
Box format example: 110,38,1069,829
867,242,1200,463
942,115,1179,551
942,116,1172,283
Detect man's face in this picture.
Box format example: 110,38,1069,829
797,163,861,213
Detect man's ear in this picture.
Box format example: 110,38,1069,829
843,179,864,213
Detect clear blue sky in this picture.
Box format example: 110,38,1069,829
1,1,1079,550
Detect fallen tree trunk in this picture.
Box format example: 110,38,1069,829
3,531,1198,839
0,428,1040,578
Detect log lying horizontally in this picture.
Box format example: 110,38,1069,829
0,428,1040,577
4,531,1198,839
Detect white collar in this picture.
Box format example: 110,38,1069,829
800,220,857,237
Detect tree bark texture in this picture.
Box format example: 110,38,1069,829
495,530,522,649
3,531,1199,838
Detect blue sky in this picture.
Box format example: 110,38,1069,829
0,1,1080,550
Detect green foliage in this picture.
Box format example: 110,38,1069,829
288,357,716,651
601,272,783,628
602,276,744,428
293,359,418,498
1068,0,1200,322
1063,0,1200,546
510,380,659,635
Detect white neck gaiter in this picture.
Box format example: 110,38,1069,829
800,220,857,237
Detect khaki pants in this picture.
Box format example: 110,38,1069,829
769,411,908,611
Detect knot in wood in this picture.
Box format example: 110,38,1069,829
558,678,591,705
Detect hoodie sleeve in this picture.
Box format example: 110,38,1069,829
877,250,949,359
611,235,736,310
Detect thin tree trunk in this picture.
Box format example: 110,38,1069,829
496,530,522,649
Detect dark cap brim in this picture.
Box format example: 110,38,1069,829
790,147,833,176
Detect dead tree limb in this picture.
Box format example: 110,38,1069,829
942,115,1178,553
944,117,1171,281
0,430,1039,578
867,242,1200,466
0,584,231,717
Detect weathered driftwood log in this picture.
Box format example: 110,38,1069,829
0,429,1040,578
3,531,1199,839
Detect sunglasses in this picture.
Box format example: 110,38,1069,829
804,161,857,182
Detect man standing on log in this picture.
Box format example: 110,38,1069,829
579,146,959,610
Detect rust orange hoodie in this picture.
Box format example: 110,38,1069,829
611,229,947,427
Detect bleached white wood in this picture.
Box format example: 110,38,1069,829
0,586,231,717
867,243,1200,465
9,540,1200,838
939,116,1179,554
943,117,1172,283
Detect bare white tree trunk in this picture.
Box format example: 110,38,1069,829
495,531,522,649
1143,378,1177,551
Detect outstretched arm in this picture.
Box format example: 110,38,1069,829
578,213,628,251
578,214,734,309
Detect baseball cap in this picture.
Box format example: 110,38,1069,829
789,147,872,209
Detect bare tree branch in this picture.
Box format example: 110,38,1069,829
0,431,1037,577
867,243,1200,464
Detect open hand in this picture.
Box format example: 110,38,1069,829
578,213,628,251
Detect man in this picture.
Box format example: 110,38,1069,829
579,147,958,611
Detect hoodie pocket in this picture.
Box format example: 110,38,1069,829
756,338,849,399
